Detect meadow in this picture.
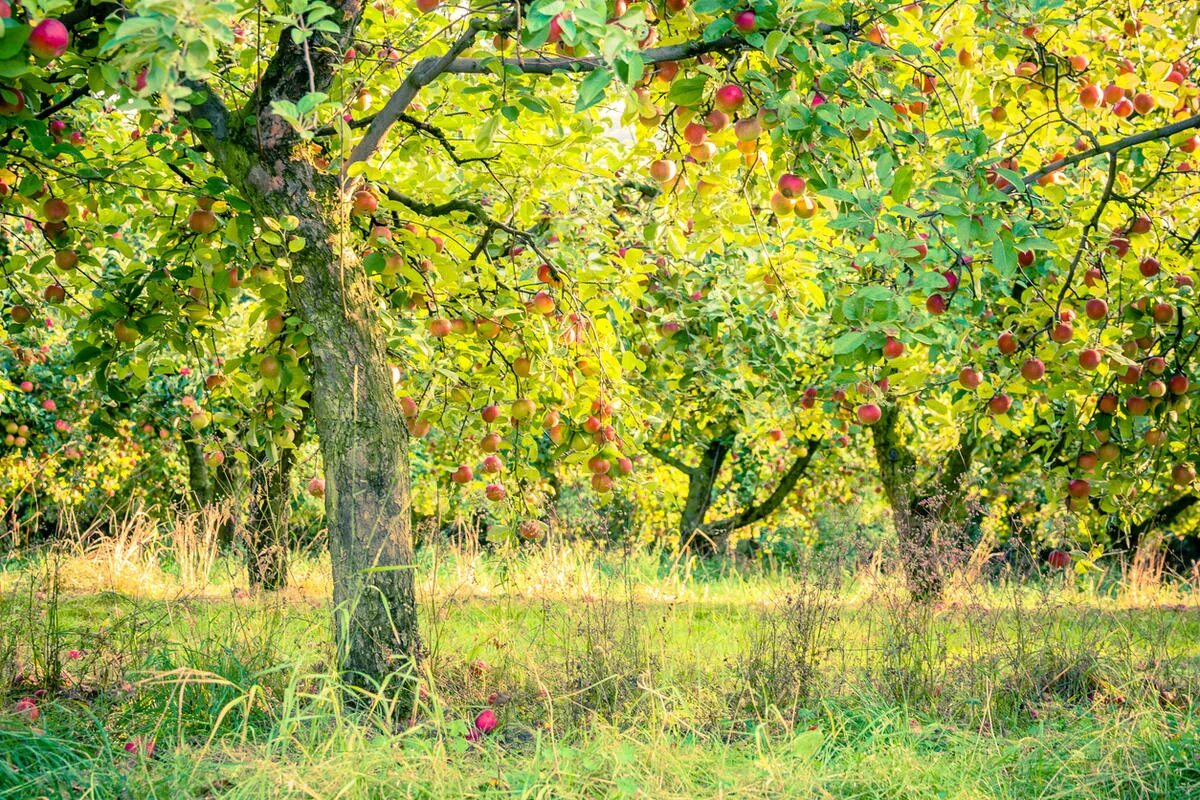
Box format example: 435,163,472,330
2,515,1198,800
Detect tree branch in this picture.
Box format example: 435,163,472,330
250,1,365,124
713,438,821,530
1020,113,1200,188
440,34,745,76
347,16,506,169
348,30,745,169
644,443,698,477
1117,493,1200,552
317,112,490,165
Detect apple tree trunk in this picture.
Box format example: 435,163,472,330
245,447,292,592
870,404,975,602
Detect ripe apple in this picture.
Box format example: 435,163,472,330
777,173,805,198
1146,356,1166,374
531,291,555,314
307,477,326,497
1126,395,1149,415
1112,98,1134,118
958,367,981,389
1172,464,1196,486
1085,298,1107,320
1079,349,1101,370
1079,84,1101,109
29,19,70,60
714,84,745,113
43,284,65,303
351,189,378,216
481,404,501,424
925,294,947,314
1152,302,1174,323
649,159,676,183
480,431,502,452
705,109,729,131
1047,549,1071,570
1067,478,1090,498
998,332,1017,354
188,209,218,234
732,9,756,31
856,403,882,425
13,697,38,721
1050,322,1073,343
54,249,77,270
1077,451,1098,471
1021,357,1046,381
485,483,506,502
1148,379,1167,398
1132,93,1155,114
1139,256,1160,277
988,394,1012,414
591,473,614,493
587,454,611,474
451,465,473,484
882,336,905,359
1169,374,1189,394
43,198,69,222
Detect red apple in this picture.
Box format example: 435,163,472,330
28,19,70,60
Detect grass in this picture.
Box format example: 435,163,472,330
1,530,1199,799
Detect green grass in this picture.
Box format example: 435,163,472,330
1,542,1198,799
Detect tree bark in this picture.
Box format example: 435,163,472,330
182,438,213,508
677,436,733,554
650,433,820,555
246,447,293,592
870,404,976,601
1107,493,1200,568
186,96,420,705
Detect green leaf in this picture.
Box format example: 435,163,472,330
992,237,1015,277
0,25,29,60
575,68,612,112
832,331,866,355
891,165,914,202
667,76,708,107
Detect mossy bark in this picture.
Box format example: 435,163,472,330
246,447,292,592
871,404,975,602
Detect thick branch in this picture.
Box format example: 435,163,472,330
713,439,821,531
347,16,504,168
926,426,976,510
1021,113,1200,188
441,34,745,76
1117,493,1200,552
253,0,365,113
645,443,698,477
349,31,744,168
181,80,232,148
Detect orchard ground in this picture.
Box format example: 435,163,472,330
2,523,1198,800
